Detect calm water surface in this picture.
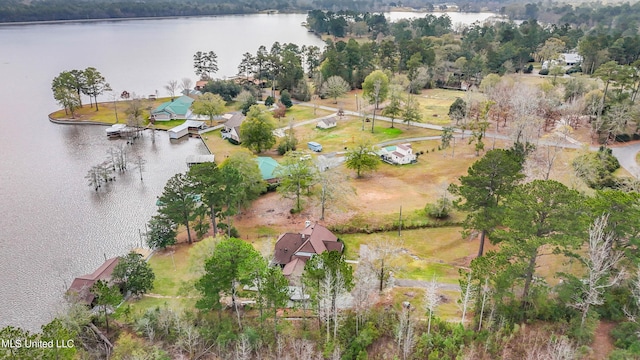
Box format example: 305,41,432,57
0,12,491,330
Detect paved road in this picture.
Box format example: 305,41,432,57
612,142,640,177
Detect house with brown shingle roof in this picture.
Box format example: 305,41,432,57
67,257,120,305
273,222,343,278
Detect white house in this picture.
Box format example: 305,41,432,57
561,53,583,66
221,113,245,144
316,116,337,129
379,143,417,165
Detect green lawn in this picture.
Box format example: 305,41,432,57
341,227,474,284
281,105,332,123
202,130,253,162
151,119,186,130
293,116,441,153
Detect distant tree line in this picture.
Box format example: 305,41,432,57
0,0,389,23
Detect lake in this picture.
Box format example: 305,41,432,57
0,11,494,331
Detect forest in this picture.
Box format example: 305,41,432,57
6,1,640,359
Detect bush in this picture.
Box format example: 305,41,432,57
538,68,549,75
523,64,534,74
291,79,311,101
264,96,275,107
611,322,640,350
277,136,298,155
566,65,582,74
567,312,598,345
273,102,286,119
280,90,293,108
425,198,451,219
572,146,620,189
217,223,240,238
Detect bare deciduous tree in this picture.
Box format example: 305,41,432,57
352,257,378,335
508,84,544,145
396,302,415,360
424,277,440,335
180,78,194,94
165,80,178,99
572,214,625,327
360,237,403,292
458,272,475,325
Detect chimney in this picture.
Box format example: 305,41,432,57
305,220,311,228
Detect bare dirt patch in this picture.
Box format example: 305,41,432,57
591,320,616,360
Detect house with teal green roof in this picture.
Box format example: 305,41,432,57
255,156,281,185
150,95,194,121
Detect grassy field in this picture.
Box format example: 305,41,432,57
414,88,468,126
201,130,254,163
281,105,333,123
122,243,199,316
292,116,442,153
341,227,477,284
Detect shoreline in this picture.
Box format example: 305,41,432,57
48,115,112,126
0,11,301,27
0,9,493,27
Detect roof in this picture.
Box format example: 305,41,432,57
562,53,583,63
186,154,215,165
152,95,194,116
274,223,341,267
318,117,337,126
300,223,337,255
397,143,411,151
392,151,406,158
168,120,206,134
282,258,306,277
68,257,120,304
256,157,280,181
224,113,245,129
274,233,305,265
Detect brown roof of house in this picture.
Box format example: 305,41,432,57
224,113,245,130
301,223,337,255
68,257,120,304
282,258,306,277
392,151,406,158
324,241,344,253
274,233,304,265
397,143,411,151
274,223,341,268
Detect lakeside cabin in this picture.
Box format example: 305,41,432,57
150,95,194,121
168,120,206,140
67,257,120,305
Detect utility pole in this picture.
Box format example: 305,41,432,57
398,205,402,236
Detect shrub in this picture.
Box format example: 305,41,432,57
277,135,298,155
425,198,451,219
280,90,293,108
538,68,549,75
273,103,286,119
264,96,275,107
523,64,534,73
611,322,640,350
567,312,598,345
566,65,582,74
217,223,240,238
